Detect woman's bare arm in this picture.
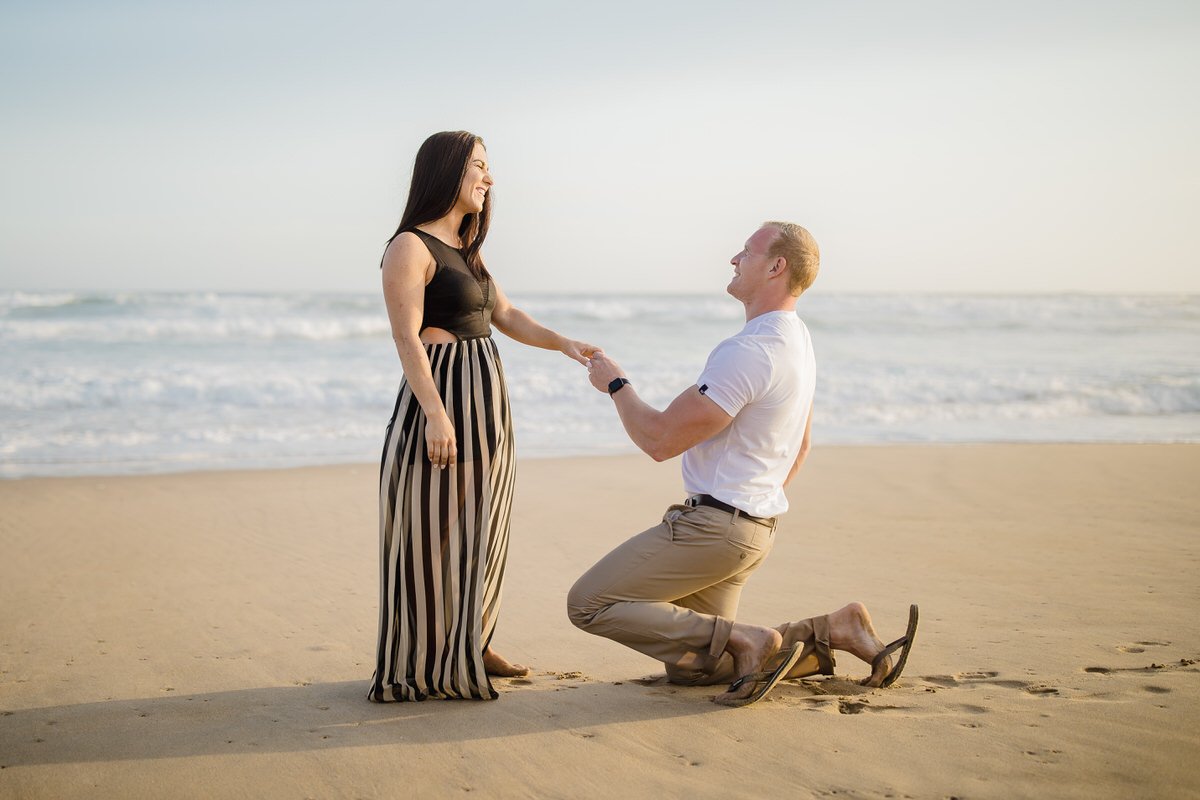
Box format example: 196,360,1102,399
490,280,596,364
381,233,457,469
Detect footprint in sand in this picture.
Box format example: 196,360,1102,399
1023,748,1064,764
834,697,913,715
838,699,868,714
921,671,997,687
922,672,1057,695
1084,657,1197,675
921,676,960,687
1118,641,1170,654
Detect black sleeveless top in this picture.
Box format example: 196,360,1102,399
410,229,494,340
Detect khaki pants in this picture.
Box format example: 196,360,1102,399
567,502,834,686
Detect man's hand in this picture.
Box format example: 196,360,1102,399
587,351,625,394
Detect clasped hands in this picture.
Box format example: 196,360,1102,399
584,350,625,395
559,337,627,394
425,336,620,469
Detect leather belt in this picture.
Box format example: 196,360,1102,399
685,494,775,526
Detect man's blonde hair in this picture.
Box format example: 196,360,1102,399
763,221,820,296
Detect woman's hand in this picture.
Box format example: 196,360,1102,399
560,337,601,366
425,411,457,469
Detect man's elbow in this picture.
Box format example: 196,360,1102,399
637,440,668,462
644,439,684,463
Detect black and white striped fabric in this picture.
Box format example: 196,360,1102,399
369,336,515,701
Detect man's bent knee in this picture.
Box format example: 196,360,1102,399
566,578,599,631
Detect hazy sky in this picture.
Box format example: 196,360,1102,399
2,0,1197,294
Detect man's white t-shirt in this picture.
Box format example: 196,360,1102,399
681,310,816,518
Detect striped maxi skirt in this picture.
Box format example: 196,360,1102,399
368,335,516,701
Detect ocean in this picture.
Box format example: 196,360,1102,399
1,291,1197,478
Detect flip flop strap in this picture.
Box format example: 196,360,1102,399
727,670,773,692
870,635,908,669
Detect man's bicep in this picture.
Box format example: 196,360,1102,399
659,386,733,457
695,340,769,418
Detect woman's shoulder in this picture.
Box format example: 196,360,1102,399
382,231,437,276
389,229,432,249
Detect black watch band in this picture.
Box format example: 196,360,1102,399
607,377,631,395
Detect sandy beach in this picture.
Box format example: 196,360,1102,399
1,444,1198,798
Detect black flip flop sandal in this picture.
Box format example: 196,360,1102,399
716,642,805,707
863,604,919,688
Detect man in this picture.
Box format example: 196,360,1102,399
568,222,917,706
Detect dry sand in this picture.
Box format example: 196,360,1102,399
1,445,1198,799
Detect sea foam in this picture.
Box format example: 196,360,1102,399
2,290,1197,477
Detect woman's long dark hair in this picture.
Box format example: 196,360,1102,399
383,130,491,278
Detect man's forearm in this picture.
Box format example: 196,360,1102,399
611,387,671,461
783,445,809,486
589,352,732,461
783,405,814,487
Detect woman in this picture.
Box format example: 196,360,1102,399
368,131,596,701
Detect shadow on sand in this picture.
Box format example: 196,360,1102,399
0,676,728,767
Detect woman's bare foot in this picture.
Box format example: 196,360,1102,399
482,647,529,678
825,602,890,686
713,623,783,705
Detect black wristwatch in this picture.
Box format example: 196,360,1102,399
607,377,631,395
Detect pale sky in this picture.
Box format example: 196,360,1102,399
2,0,1197,294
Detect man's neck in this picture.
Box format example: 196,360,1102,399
743,295,798,323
